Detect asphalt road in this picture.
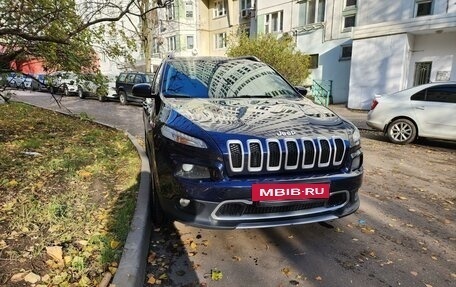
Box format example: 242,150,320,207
10,90,456,287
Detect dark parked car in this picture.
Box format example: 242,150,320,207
115,71,153,105
133,56,363,229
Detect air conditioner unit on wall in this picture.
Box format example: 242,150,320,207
241,9,254,18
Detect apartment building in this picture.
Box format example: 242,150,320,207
149,0,456,109
150,0,252,69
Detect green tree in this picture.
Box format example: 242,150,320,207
227,33,310,85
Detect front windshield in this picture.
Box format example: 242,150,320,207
161,58,299,99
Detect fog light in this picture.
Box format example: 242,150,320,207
182,164,194,172
179,198,190,207
176,163,210,179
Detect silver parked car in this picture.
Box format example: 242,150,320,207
367,82,456,144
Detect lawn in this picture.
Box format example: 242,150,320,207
0,102,141,286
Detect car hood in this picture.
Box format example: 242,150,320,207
164,98,350,138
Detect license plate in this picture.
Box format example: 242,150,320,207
252,183,330,202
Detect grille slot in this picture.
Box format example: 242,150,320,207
318,138,331,167
227,140,244,172
285,139,299,170
248,139,263,172
267,140,281,171
302,139,316,168
333,137,346,165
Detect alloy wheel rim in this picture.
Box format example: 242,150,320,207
391,122,412,142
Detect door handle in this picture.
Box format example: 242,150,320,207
415,106,425,110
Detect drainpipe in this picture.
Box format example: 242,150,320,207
226,0,232,27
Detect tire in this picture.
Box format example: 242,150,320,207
119,91,128,105
78,87,85,99
387,118,417,144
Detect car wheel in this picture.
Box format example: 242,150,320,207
119,91,128,105
387,118,417,144
78,87,85,99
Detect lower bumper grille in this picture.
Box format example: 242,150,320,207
212,190,349,221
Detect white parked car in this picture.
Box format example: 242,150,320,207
367,82,456,144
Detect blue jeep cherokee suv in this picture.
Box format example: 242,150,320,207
133,56,363,229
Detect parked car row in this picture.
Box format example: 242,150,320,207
1,71,154,105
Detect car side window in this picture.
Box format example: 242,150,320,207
134,75,143,84
426,85,456,103
125,74,136,83
411,90,426,101
118,73,127,82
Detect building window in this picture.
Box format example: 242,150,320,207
346,0,357,7
340,45,352,60
415,0,433,17
241,0,254,11
187,36,194,49
265,11,283,33
298,0,325,26
166,3,175,20
215,32,226,49
343,15,356,28
185,2,194,18
214,0,226,18
309,54,319,69
413,62,432,86
152,38,160,54
167,36,176,51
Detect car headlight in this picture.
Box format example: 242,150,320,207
161,125,207,148
348,126,361,147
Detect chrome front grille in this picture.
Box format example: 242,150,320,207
227,137,347,173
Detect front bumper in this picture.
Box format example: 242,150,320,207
158,171,363,229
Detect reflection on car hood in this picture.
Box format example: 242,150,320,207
165,98,347,138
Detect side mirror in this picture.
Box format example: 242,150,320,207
295,86,308,96
132,83,153,98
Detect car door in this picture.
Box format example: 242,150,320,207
411,84,456,140
124,73,136,97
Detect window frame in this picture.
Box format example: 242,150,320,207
213,0,227,18
415,0,433,17
340,44,352,60
309,54,319,69
214,32,227,49
185,1,194,18
186,35,194,50
167,36,176,52
264,11,284,33
166,3,175,20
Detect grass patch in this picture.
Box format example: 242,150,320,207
0,102,140,286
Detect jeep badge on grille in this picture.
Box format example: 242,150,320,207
276,130,296,137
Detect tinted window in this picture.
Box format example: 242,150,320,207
426,85,456,103
411,90,426,101
118,73,127,82
161,59,298,99
134,75,143,83
125,73,136,83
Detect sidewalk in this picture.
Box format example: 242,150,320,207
328,104,371,130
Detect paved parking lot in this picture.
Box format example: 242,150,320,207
11,91,456,287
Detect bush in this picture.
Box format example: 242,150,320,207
227,33,310,85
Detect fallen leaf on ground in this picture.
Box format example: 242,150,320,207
10,273,27,283
315,276,322,281
46,246,64,266
282,267,292,277
190,241,197,249
147,275,156,284
211,269,223,281
410,271,418,276
24,272,40,284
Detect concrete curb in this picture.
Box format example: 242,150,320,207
111,134,151,287
12,99,151,287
